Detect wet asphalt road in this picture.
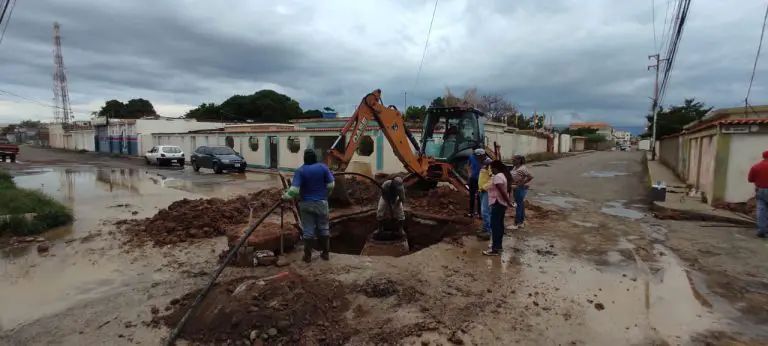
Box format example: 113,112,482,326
1,147,767,345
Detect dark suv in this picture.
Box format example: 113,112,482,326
190,145,247,174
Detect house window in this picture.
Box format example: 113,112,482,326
249,137,259,152
287,136,301,153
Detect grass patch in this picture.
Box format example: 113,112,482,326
0,170,73,237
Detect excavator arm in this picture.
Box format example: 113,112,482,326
326,89,431,178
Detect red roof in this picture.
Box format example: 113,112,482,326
569,122,610,129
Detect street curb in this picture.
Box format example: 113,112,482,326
650,201,756,226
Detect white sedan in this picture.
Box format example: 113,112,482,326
145,145,185,167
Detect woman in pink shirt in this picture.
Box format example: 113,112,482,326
483,160,513,256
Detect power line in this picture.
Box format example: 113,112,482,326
746,3,768,105
657,0,691,107
412,0,439,90
651,0,657,51
0,0,17,48
0,88,74,112
0,0,10,26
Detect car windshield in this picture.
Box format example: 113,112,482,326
210,147,236,155
162,147,181,153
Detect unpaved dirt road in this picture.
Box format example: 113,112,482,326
0,146,767,345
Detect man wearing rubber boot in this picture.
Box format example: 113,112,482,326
375,176,406,237
282,149,335,263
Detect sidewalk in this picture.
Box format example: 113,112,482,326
646,157,755,225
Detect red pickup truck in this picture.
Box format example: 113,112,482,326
0,138,19,162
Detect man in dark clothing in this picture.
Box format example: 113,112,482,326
376,176,406,237
282,149,335,262
748,150,768,238
467,148,485,217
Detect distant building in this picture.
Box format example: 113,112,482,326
568,122,614,140
613,130,631,146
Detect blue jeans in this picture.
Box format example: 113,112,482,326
490,202,507,251
513,188,529,225
757,188,768,236
480,191,490,233
298,200,330,239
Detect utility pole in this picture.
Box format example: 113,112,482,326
648,54,666,161
403,91,407,111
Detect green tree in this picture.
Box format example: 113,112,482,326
124,98,156,118
643,98,712,138
429,97,445,108
184,89,303,123
301,109,324,118
19,120,42,128
404,105,428,122
98,99,126,118
562,127,599,136
506,113,544,130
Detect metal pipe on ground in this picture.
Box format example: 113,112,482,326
163,200,284,346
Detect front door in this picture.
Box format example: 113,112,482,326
268,136,278,169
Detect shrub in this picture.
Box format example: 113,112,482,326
0,170,74,236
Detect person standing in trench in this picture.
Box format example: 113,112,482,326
748,150,768,238
282,149,335,262
483,160,513,256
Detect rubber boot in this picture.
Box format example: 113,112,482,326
396,220,405,237
303,238,314,263
319,236,330,261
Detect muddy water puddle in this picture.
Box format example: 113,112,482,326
533,194,587,209
459,237,728,344
0,166,242,330
581,170,630,178
601,201,645,220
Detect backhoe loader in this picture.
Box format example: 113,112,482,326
326,89,499,203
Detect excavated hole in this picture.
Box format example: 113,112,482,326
328,211,464,257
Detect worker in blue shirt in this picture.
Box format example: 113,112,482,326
282,149,335,263
466,148,485,217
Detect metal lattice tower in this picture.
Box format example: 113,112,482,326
52,22,72,126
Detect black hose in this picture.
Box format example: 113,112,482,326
164,199,284,346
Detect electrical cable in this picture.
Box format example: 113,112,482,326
745,3,768,105
651,0,658,51
0,0,16,48
657,0,691,107
412,0,439,90
0,0,10,27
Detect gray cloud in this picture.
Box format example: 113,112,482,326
0,0,767,126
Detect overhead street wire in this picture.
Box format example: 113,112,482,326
745,3,768,107
0,0,16,48
657,0,691,107
412,0,439,91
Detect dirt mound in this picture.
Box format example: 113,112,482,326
408,185,470,216
121,188,283,246
714,197,757,218
155,271,353,345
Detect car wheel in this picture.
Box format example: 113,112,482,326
145,157,151,165
213,162,223,174
10,155,15,163
179,161,185,168
238,168,246,174
193,162,200,172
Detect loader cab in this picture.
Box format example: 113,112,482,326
420,106,486,163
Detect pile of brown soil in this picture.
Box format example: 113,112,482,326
714,197,757,219
120,188,283,246
154,271,353,345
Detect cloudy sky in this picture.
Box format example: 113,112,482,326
0,0,766,126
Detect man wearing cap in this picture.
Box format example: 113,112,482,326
282,149,335,262
467,148,486,217
376,176,406,236
748,150,768,238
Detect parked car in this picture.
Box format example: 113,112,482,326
190,145,247,174
0,138,19,162
145,145,185,167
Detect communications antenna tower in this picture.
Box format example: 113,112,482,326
52,22,72,127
